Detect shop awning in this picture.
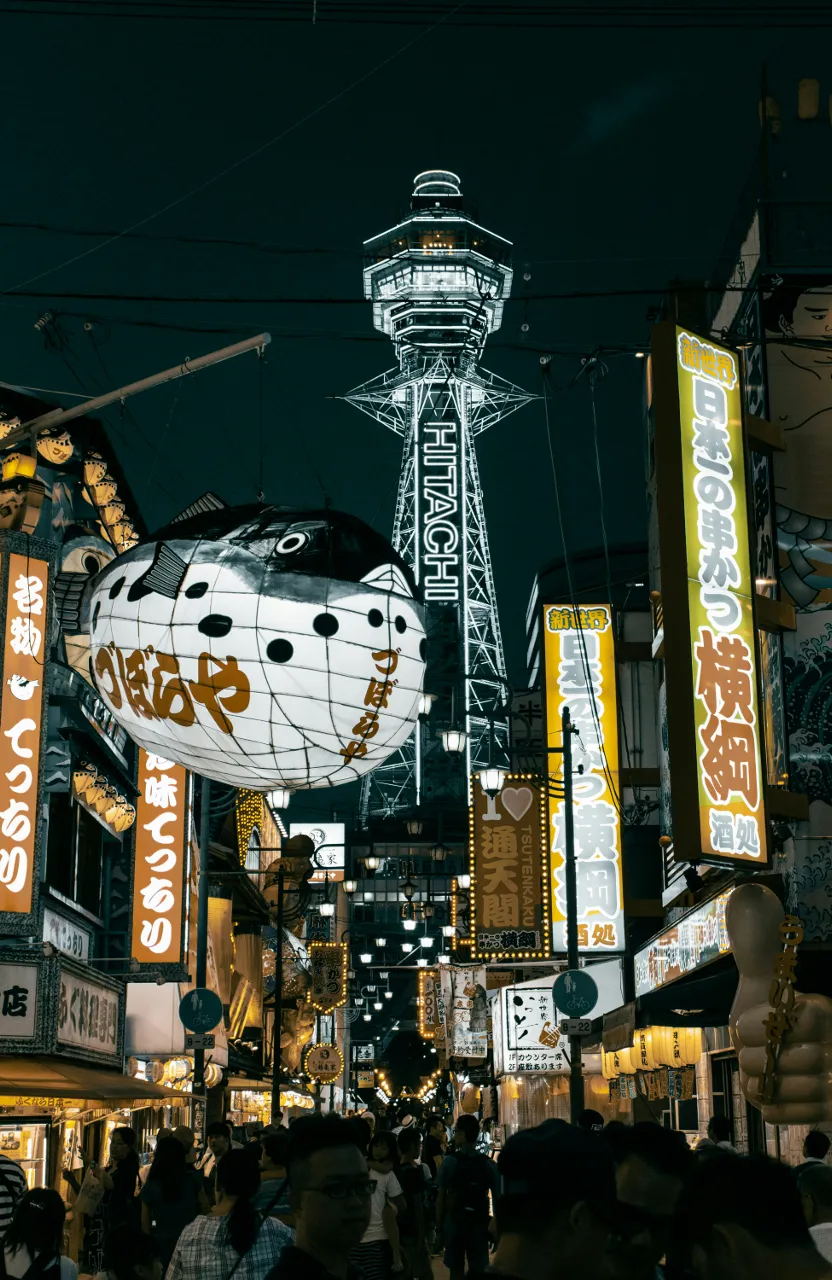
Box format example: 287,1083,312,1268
636,952,738,1027
0,1057,174,1104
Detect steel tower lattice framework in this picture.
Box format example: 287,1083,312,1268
344,171,534,822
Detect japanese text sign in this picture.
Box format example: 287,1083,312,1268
304,1042,343,1082
132,750,188,965
469,774,550,960
0,554,49,916
653,324,768,866
501,985,566,1073
57,968,119,1057
357,1070,375,1088
309,941,348,1013
438,963,487,1058
634,889,733,997
353,1043,375,1063
543,604,624,951
418,967,439,1039
0,961,37,1038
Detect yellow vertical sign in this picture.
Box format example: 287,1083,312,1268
543,604,623,952
676,330,767,863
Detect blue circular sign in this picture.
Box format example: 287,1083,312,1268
553,969,598,1018
178,987,223,1033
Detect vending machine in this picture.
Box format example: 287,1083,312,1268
0,1118,52,1189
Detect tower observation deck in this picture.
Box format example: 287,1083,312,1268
345,170,534,821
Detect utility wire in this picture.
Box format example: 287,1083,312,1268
0,0,470,297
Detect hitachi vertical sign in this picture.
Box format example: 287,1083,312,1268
652,324,768,866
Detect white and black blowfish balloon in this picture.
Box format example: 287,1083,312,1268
87,504,426,790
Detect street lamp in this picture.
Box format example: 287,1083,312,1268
343,879,358,895
375,937,387,947
423,902,435,919
456,874,471,890
442,925,456,938
402,878,416,901
402,942,413,953
364,855,381,872
384,990,393,1000
359,952,373,964
416,958,429,968
441,727,467,755
363,1013,372,1022
438,953,451,964
266,787,292,812
420,936,435,948
403,919,417,932
319,902,335,917
373,1002,383,1011
418,693,437,719
406,816,424,836
431,843,448,863
477,767,506,797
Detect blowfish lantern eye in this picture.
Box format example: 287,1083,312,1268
276,530,311,555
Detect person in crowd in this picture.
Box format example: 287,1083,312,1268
173,1127,199,1166
436,1113,500,1280
168,1149,291,1280
245,1124,264,1157
358,1113,376,1139
697,1116,738,1154
0,1147,26,1236
2,1189,77,1280
351,1132,406,1279
350,1117,373,1158
253,1131,294,1226
576,1109,605,1134
804,1132,832,1167
605,1120,691,1280
675,1152,832,1279
476,1119,494,1156
392,1115,414,1138
140,1136,209,1269
472,1120,626,1280
265,1114,372,1280
600,1121,630,1166
94,1228,162,1280
800,1164,832,1263
197,1121,243,1202
422,1114,446,1182
396,1129,431,1280
139,1129,172,1186
97,1128,141,1231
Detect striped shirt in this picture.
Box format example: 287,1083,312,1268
0,1156,26,1233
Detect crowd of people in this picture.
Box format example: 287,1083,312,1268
0,1108,831,1280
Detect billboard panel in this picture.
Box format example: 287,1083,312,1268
468,774,550,961
543,604,624,951
132,751,188,965
653,324,768,866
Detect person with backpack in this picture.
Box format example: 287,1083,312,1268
436,1114,500,1280
1,1188,77,1280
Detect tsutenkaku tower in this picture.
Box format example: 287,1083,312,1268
345,170,534,822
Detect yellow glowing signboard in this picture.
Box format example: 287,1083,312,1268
653,324,768,866
543,604,623,952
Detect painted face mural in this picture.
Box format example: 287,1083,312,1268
87,504,426,790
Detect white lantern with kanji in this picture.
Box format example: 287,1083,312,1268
87,504,426,790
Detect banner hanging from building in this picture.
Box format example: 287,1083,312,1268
543,604,625,952
438,963,487,1058
132,751,188,965
469,774,550,961
309,941,348,1012
0,552,49,917
652,324,768,866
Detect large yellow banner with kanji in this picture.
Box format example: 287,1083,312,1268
543,604,624,952
677,330,767,864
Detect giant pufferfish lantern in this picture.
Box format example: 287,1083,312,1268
87,503,426,790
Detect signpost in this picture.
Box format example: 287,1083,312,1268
184,1033,215,1051
178,988,222,1034
560,1018,593,1037
553,969,599,1018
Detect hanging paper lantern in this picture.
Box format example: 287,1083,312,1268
632,1028,660,1072
147,1061,165,1083
163,1057,191,1082
72,762,97,799
653,1026,703,1068
37,432,74,465
88,504,426,790
84,453,108,487
204,1063,223,1087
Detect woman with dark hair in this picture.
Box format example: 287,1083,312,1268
167,1150,291,1280
140,1137,209,1268
351,1132,406,1280
97,1128,140,1231
2,1189,77,1280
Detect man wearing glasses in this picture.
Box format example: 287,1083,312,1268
267,1115,373,1280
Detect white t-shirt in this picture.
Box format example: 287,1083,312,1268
4,1246,77,1280
362,1170,402,1244
811,1223,832,1262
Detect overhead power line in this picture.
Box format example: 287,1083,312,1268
4,0,832,24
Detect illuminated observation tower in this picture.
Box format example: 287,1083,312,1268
345,170,534,822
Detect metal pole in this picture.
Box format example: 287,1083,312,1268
192,776,211,1102
4,333,271,442
562,706,583,1125
314,1014,322,1113
270,868,285,1125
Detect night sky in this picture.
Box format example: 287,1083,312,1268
0,6,815,729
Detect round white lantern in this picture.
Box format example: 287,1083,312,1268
87,505,426,790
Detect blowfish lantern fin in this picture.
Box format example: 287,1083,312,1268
360,563,413,598
127,543,189,602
